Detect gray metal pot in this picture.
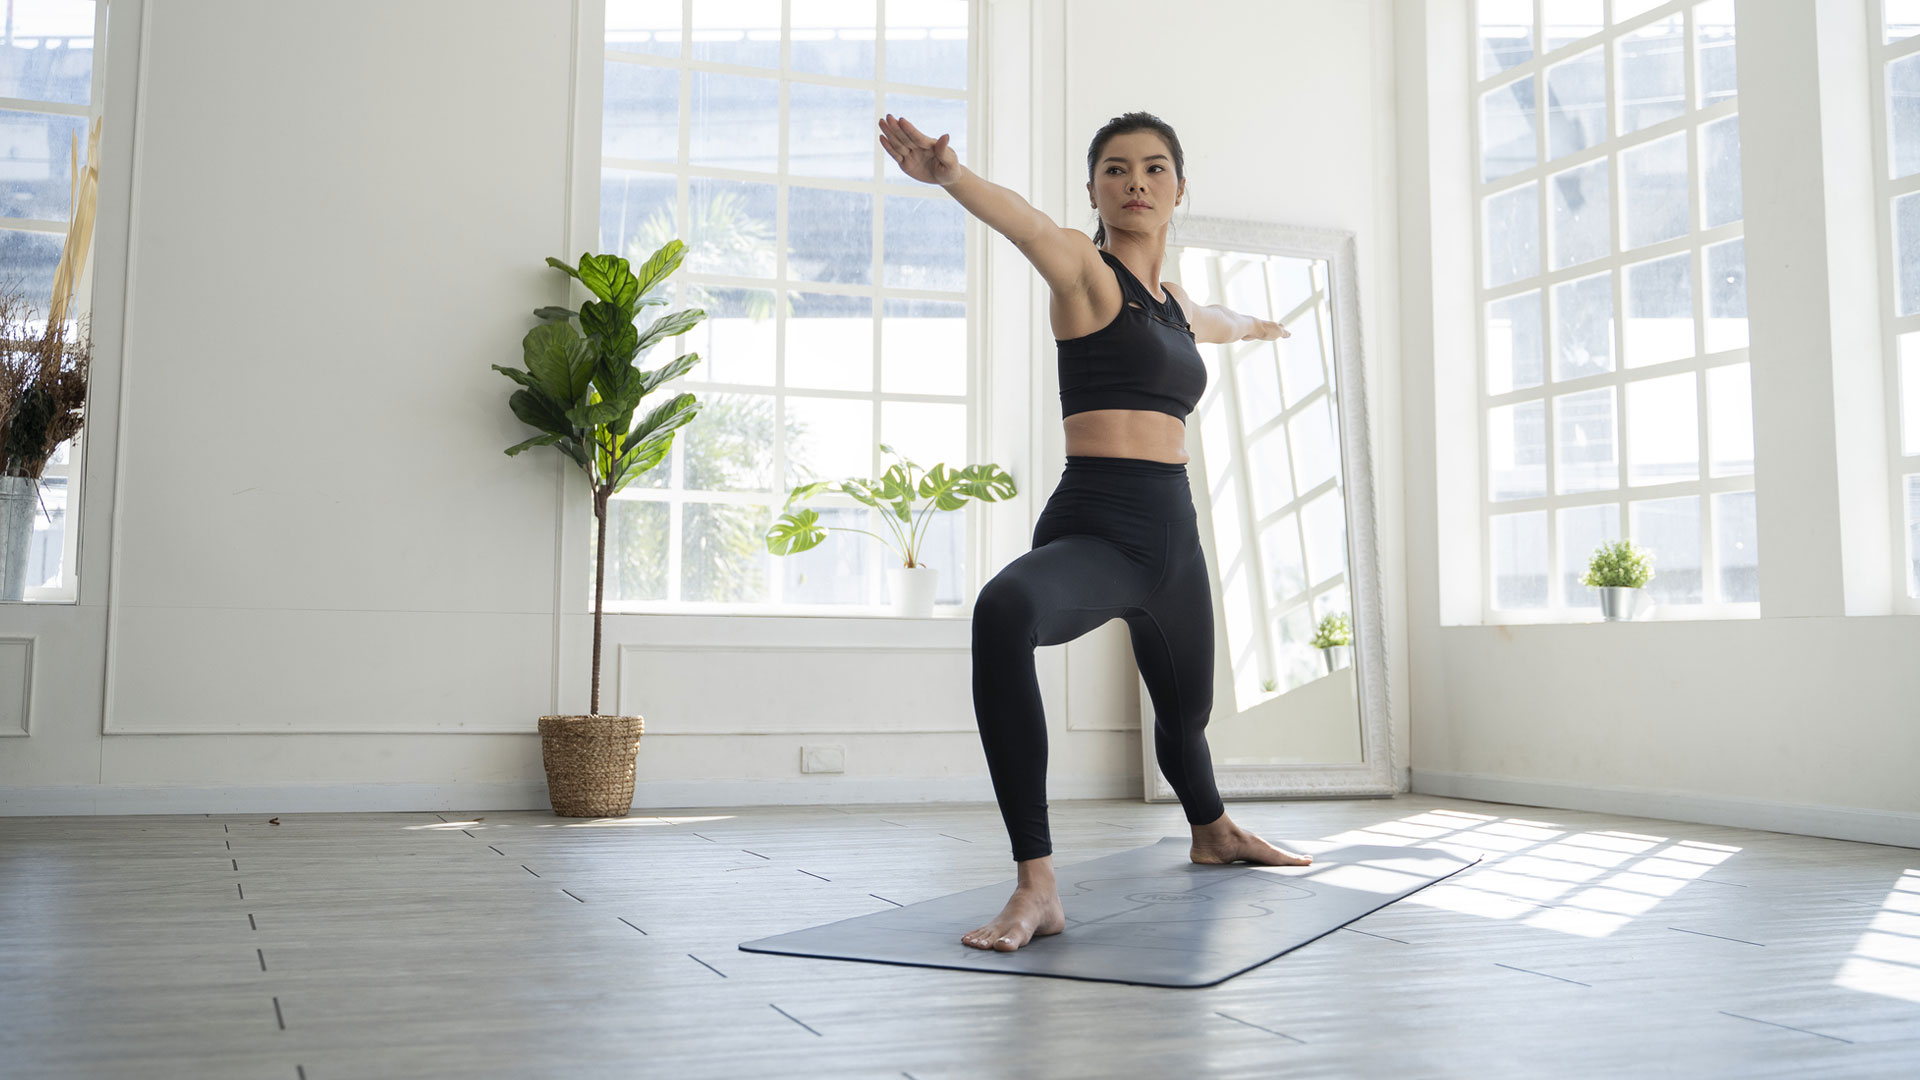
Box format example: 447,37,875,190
1598,586,1640,621
1321,644,1351,674
1,476,39,601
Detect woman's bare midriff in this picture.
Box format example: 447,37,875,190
1063,409,1189,464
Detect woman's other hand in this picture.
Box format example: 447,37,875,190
879,113,961,187
1242,318,1290,341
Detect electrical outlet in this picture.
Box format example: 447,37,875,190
800,744,845,774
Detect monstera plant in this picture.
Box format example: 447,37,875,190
494,239,704,816
765,443,1016,616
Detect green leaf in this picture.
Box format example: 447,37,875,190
522,321,596,402
544,255,583,282
638,350,701,397
532,305,576,323
634,307,705,357
491,363,536,388
765,508,826,555
631,239,688,299
577,253,640,309
504,433,564,456
508,386,573,436
781,480,834,511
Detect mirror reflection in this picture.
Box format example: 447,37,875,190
1172,245,1362,765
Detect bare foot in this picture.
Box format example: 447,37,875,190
962,884,1066,952
1190,818,1313,867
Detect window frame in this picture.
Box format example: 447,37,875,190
1868,1,1920,612
594,0,982,616
1470,0,1758,623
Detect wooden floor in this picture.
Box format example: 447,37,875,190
1,793,1916,1079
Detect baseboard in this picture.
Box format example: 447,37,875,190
1411,769,1920,851
0,774,1146,817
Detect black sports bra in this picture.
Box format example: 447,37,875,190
1056,248,1208,422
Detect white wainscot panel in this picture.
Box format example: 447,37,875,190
618,642,975,735
0,636,30,735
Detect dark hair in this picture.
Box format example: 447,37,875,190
1086,111,1186,248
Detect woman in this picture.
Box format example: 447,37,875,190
877,110,1313,954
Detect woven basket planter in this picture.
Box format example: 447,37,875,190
537,715,645,817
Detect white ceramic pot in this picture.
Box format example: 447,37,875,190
886,563,938,617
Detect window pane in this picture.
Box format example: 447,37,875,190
791,0,876,79
1479,0,1534,78
604,497,670,601
1288,397,1341,495
1301,489,1348,585
1281,307,1329,405
1627,372,1699,485
1550,158,1611,269
682,392,777,491
1695,0,1738,107
1272,604,1321,693
1490,400,1548,500
880,400,965,471
1555,387,1618,493
786,395,874,487
1631,495,1702,604
786,291,872,391
1614,0,1666,21
1482,77,1538,182
1492,510,1549,609
1704,237,1748,351
600,169,677,264
602,62,678,162
686,177,777,278
1260,515,1308,605
1560,503,1622,607
1623,132,1690,248
1898,332,1920,454
683,285,777,385
789,83,877,180
1544,0,1605,51
691,0,782,68
1707,362,1754,476
1553,271,1615,380
790,185,874,285
1487,291,1545,394
782,505,875,605
885,0,970,91
1249,425,1296,519
1624,252,1693,367
1899,192,1920,317
1485,182,1541,287
1238,349,1283,432
607,0,682,57
682,502,774,602
883,193,965,290
1547,49,1606,160
1618,14,1686,134
1268,255,1317,320
690,71,780,173
1895,54,1920,179
1908,475,1920,597
1701,114,1743,227
1889,0,1920,43
882,297,966,396
0,1,96,105
1713,490,1759,603
1211,485,1244,571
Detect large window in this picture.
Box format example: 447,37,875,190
595,0,974,612
1873,0,1920,603
1,1,101,603
1473,0,1755,620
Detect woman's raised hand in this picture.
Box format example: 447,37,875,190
878,113,961,187
1241,318,1291,342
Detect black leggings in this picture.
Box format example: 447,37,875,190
970,454,1226,862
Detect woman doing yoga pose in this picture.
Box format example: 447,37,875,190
877,110,1314,953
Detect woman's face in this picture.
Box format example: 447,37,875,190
1089,130,1183,237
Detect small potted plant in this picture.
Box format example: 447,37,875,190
764,443,1016,617
1311,612,1352,674
496,239,705,817
1583,538,1654,621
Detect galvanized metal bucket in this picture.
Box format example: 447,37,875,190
1598,586,1640,621
0,476,39,602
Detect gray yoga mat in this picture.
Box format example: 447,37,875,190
738,836,1481,988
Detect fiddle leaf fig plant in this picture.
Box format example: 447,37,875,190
1582,538,1654,589
765,443,1017,568
1310,612,1351,649
495,240,704,716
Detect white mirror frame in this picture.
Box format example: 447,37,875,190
1140,217,1397,803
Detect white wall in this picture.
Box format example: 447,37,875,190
0,0,1409,817
1395,0,1920,849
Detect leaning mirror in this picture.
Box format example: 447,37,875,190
1139,218,1395,802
